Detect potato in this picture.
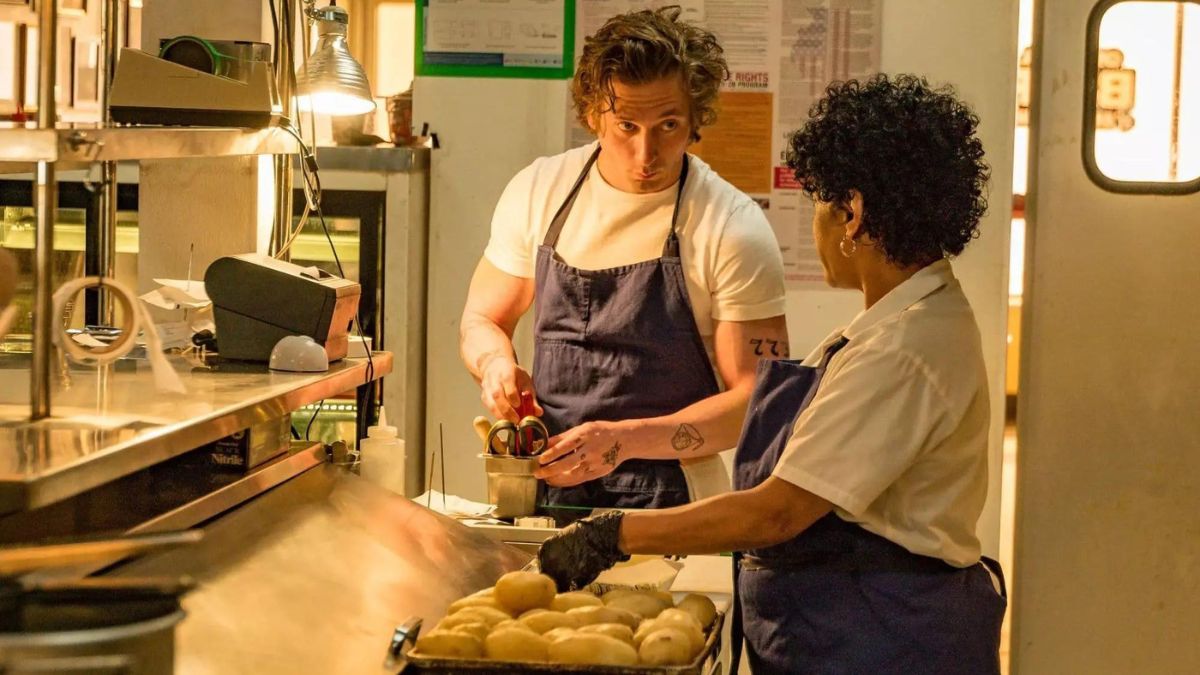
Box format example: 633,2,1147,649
657,608,704,633
449,621,490,643
645,589,676,606
547,633,639,666
639,627,694,665
550,591,603,613
634,615,704,656
469,586,495,598
438,606,511,629
484,626,551,662
542,627,577,643
577,622,634,644
565,605,625,627
493,619,536,633
676,593,717,629
604,607,641,630
495,571,557,614
447,594,506,614
413,630,483,659
602,591,671,620
520,610,579,634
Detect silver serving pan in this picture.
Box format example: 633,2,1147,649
390,611,724,675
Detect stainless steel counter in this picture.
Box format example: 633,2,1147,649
0,353,392,514
110,464,529,674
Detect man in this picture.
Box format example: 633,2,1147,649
459,7,788,508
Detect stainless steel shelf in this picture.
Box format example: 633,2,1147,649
22,441,329,584
0,351,392,514
312,145,430,173
0,126,302,163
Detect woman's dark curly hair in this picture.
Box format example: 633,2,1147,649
787,74,990,267
573,6,728,142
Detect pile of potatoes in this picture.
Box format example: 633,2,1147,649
413,570,718,668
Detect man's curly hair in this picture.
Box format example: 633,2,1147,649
572,6,729,142
787,74,990,267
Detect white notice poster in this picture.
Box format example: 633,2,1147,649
426,0,566,68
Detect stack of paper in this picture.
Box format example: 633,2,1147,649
412,490,497,518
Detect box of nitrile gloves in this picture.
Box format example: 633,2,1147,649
202,415,291,472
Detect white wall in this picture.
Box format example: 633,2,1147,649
415,77,570,499
142,0,274,49
138,1,278,304
417,2,1019,544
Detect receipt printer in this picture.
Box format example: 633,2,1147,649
205,254,360,362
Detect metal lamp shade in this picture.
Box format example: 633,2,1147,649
296,7,376,116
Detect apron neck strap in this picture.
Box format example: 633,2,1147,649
661,155,689,257
541,148,691,255
543,147,600,249
820,336,849,369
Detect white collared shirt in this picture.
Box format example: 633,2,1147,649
772,260,989,567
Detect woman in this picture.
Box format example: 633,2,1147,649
538,74,1006,674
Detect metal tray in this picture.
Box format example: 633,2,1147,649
397,612,724,675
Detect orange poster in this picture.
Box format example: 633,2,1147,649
692,90,774,195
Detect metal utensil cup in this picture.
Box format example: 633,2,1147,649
480,454,542,519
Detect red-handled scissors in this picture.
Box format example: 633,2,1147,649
484,416,549,457
483,391,548,457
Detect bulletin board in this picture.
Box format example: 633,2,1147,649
415,0,575,79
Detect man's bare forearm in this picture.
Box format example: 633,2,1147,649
620,318,789,461
459,311,518,383
620,384,753,460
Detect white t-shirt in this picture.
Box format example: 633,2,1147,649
484,142,787,363
772,260,990,567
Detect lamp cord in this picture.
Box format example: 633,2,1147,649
268,0,279,76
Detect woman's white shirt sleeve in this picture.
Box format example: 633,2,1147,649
771,346,957,516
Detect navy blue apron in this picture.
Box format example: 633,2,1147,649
729,337,1007,674
533,148,720,509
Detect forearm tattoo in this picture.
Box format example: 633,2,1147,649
750,338,789,358
671,424,705,452
602,442,621,466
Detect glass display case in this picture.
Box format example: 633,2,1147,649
0,178,139,345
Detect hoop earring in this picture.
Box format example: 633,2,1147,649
839,236,858,258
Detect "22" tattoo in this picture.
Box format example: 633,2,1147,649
750,339,788,357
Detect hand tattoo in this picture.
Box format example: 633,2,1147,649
602,443,620,466
671,424,705,452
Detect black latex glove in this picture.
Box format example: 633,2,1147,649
537,511,630,591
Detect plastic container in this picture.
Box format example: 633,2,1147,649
387,89,414,145
359,425,407,495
